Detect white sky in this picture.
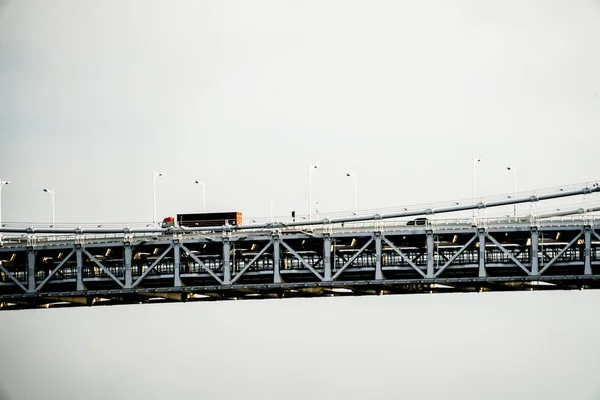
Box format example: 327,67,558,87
1,1,600,398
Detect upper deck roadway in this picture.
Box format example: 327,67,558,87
0,185,599,310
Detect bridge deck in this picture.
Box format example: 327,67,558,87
0,220,599,310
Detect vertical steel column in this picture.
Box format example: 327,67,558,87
323,234,332,281
222,237,231,284
76,247,84,291
174,241,182,287
123,243,132,289
273,235,281,283
478,229,486,277
375,232,383,280
531,227,539,276
426,230,434,278
27,248,35,293
584,226,592,275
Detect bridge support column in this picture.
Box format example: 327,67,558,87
530,228,539,276
375,232,383,280
323,234,332,281
273,235,281,283
27,248,36,293
585,226,592,275
426,230,434,278
75,247,84,291
174,242,182,287
222,238,231,284
123,243,132,289
478,229,486,277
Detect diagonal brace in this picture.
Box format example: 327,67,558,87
382,236,426,278
35,249,75,292
332,238,374,281
593,230,600,243
0,264,27,292
435,234,478,277
539,231,583,275
280,240,324,281
231,240,272,284
485,233,530,275
82,249,125,288
180,244,223,284
132,244,173,287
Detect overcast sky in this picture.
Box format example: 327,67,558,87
1,0,600,398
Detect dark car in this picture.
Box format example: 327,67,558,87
406,217,428,226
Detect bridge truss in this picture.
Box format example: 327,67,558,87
0,219,599,310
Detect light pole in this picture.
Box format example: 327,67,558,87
309,164,318,221
43,188,55,229
0,179,10,232
346,173,358,215
153,171,163,226
507,167,517,217
194,180,206,213
472,157,481,221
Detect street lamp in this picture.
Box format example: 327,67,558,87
194,180,206,213
43,188,55,228
0,179,10,231
346,173,358,215
153,171,163,226
472,157,481,221
309,164,318,221
507,167,517,217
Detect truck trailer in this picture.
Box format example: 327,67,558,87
162,212,242,228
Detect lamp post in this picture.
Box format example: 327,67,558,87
194,180,206,213
43,188,55,229
472,157,481,221
0,179,10,232
346,173,358,215
309,164,318,221
153,171,163,226
507,167,517,217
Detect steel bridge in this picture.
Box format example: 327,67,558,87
1,186,600,310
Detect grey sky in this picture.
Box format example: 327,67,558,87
1,1,600,398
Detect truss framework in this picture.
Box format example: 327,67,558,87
0,223,598,310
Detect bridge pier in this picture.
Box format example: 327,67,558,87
222,237,231,284
375,232,383,280
27,248,35,293
585,226,592,275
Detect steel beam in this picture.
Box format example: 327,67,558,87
132,244,174,287
82,249,125,288
531,228,539,276
485,233,530,275
174,242,182,287
538,232,583,275
179,244,223,284
27,249,35,293
584,226,591,275
0,264,26,292
230,240,272,284
435,233,477,278
381,236,426,278
280,240,324,281
76,248,84,291
375,232,383,280
124,243,132,288
331,237,374,281
273,236,281,284
35,249,75,292
222,238,231,284
478,229,486,277
323,234,332,281
426,230,434,278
